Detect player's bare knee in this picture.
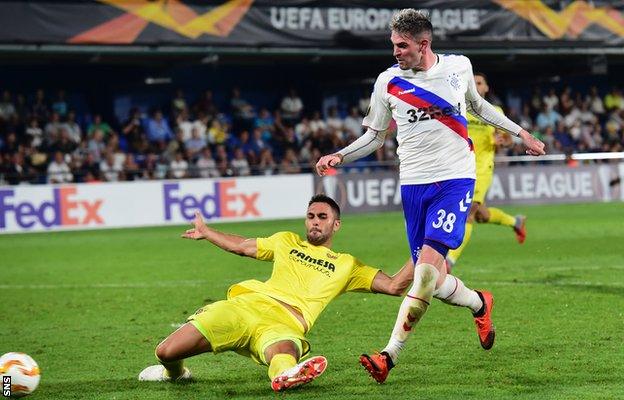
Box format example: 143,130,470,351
155,341,178,363
264,340,300,363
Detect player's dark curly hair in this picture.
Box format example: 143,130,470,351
309,194,341,219
390,9,433,39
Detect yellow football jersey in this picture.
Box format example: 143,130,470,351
227,231,380,330
468,105,504,174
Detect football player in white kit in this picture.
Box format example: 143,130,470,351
316,9,545,383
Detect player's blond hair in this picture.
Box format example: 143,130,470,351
390,9,433,39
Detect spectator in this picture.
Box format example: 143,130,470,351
254,108,274,141
325,106,344,138
543,88,559,111
250,127,270,155
207,118,227,145
196,147,219,178
2,131,20,155
230,87,255,133
299,139,314,165
47,151,73,183
185,128,207,158
194,89,217,117
171,89,187,116
121,108,143,151
604,87,624,112
122,154,140,181
176,108,195,142
280,88,304,125
25,118,44,148
99,151,122,181
44,112,63,146
230,147,250,176
257,147,276,175
529,86,543,117
31,89,50,123
62,110,82,144
541,126,556,152
358,89,370,116
163,129,186,162
536,103,562,130
214,144,230,176
586,86,605,118
309,111,327,134
553,121,575,150
145,110,174,144
52,90,68,117
77,152,101,182
169,151,189,179
87,114,114,139
294,115,313,142
0,90,16,123
87,129,106,162
5,152,32,184
559,86,574,114
50,128,77,154
344,106,363,139
279,148,301,174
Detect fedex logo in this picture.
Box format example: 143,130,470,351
164,181,260,220
0,187,104,229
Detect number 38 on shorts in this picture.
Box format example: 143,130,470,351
401,179,474,255
432,209,456,233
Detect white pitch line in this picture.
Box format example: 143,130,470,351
0,280,209,290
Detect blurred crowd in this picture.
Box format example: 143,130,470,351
502,85,624,159
1,83,623,185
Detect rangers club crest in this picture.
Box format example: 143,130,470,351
447,72,461,91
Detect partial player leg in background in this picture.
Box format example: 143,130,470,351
484,207,527,244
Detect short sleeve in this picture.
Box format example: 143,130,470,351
362,75,393,132
256,231,289,261
345,258,380,293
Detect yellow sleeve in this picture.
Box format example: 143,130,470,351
255,231,289,261
345,258,381,293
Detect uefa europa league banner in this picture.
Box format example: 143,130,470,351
314,163,624,214
0,1,622,49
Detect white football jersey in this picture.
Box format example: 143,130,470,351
363,54,479,185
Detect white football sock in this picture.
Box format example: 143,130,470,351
382,263,439,364
434,274,483,314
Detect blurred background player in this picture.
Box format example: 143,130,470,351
138,194,414,392
446,72,527,270
316,9,545,383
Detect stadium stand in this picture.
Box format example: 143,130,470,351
1,82,623,185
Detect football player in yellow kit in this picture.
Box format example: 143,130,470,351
446,72,526,269
138,194,414,392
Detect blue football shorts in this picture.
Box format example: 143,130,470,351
401,178,475,261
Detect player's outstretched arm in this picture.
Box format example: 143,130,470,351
315,128,386,176
371,257,415,296
182,211,257,258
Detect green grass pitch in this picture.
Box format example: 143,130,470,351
1,202,623,399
